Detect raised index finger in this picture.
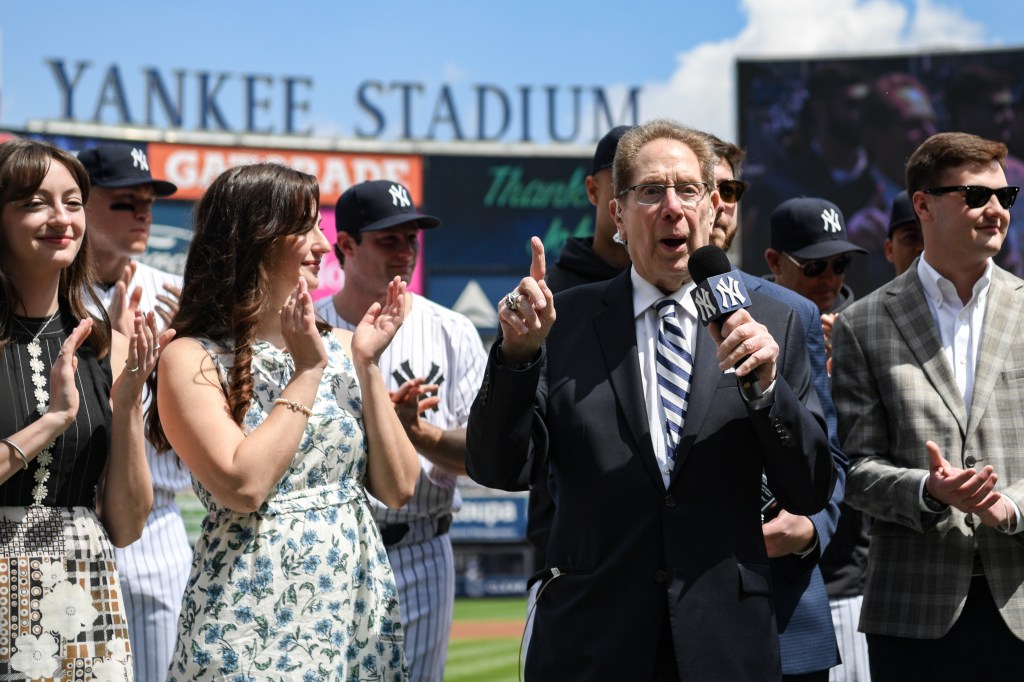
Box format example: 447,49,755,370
530,236,546,282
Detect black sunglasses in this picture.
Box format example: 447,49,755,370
923,185,1020,210
718,179,749,204
783,252,852,278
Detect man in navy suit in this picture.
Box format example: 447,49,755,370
708,135,858,681
466,120,834,680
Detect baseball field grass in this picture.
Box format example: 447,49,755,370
444,597,527,682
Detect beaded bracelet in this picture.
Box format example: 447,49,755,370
1,438,29,470
274,398,313,418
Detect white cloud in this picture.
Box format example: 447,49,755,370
442,60,471,84
642,0,986,140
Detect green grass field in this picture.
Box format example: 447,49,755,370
445,597,526,682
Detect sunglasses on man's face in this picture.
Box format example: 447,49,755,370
923,185,1020,210
717,179,749,204
782,252,852,278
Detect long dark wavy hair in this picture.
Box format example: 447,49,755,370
0,138,110,356
147,162,328,452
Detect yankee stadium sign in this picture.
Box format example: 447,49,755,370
44,58,641,143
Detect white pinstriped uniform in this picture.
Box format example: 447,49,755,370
316,292,487,682
91,261,193,682
830,595,871,682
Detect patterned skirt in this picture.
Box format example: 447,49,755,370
0,506,133,681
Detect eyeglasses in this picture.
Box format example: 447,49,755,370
620,182,709,206
717,179,749,204
783,252,852,278
923,185,1020,210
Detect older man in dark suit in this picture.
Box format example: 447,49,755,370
466,119,834,681
833,131,1024,681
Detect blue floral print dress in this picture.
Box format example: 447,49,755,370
167,334,408,682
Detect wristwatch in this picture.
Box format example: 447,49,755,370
922,486,948,513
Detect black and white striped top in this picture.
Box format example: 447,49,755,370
0,311,112,507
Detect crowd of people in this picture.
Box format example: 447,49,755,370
1,111,1023,682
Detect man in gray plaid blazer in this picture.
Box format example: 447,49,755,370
833,131,1024,681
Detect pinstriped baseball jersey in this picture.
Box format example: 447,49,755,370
91,260,193,682
315,292,486,524
90,261,192,495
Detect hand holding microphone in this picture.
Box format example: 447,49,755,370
688,245,779,401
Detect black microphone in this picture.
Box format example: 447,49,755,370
688,245,763,401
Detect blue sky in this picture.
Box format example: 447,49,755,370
3,0,1024,144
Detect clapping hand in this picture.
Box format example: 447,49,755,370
113,311,176,402
392,378,441,444
925,440,1000,514
281,277,329,372
155,282,181,328
107,262,143,335
352,276,410,366
47,318,95,422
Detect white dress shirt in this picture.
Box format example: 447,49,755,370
916,255,1020,529
631,269,698,489
918,255,990,413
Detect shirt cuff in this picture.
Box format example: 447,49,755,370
1003,495,1023,534
742,379,776,410
919,477,948,512
792,530,819,558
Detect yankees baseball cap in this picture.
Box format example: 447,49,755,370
770,197,868,259
591,125,632,175
78,144,177,197
887,190,918,237
335,180,441,235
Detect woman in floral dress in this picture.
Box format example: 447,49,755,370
0,139,169,680
150,163,419,681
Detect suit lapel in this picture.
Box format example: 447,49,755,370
884,270,967,434
594,272,664,490
966,268,1024,441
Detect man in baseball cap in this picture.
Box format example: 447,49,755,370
765,196,868,315
315,180,486,682
78,142,190,682
547,125,633,291
79,143,178,306
885,190,924,276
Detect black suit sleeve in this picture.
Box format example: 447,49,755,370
466,342,549,492
749,307,835,517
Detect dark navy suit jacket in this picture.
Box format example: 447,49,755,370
467,269,834,681
741,271,845,675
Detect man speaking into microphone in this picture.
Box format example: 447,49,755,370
466,119,834,681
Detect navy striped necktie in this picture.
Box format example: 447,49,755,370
655,298,692,468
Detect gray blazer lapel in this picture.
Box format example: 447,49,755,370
884,270,968,433
966,268,1024,441
594,273,664,490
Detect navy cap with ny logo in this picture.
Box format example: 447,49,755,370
334,180,441,235
78,143,177,197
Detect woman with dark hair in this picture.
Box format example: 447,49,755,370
0,138,167,679
152,163,418,680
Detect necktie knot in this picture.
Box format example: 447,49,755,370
656,298,677,320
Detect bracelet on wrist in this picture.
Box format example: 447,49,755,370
274,398,314,418
1,438,29,470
